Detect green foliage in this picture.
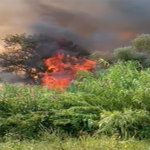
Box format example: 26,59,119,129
0,135,150,150
89,51,114,63
132,34,150,51
1,61,150,140
113,46,150,67
114,46,140,61
2,33,150,142
99,109,150,139
113,34,150,68
113,46,150,68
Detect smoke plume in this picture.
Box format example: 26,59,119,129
1,0,150,53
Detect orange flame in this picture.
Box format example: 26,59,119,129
41,51,96,90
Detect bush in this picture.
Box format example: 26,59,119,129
99,109,150,139
132,34,150,52
113,46,150,68
114,46,140,61
112,34,150,68
89,51,114,64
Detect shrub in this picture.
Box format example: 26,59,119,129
98,109,150,139
132,34,150,52
113,46,150,68
89,51,114,64
114,46,140,61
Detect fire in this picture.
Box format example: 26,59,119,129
41,51,96,90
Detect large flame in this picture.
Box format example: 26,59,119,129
41,51,96,90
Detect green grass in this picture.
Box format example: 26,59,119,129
2,33,150,149
0,135,149,150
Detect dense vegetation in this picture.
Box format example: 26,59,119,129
0,34,150,149
0,61,150,139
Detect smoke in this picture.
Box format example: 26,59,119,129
1,0,150,52
0,71,32,84
1,0,150,83
0,0,35,52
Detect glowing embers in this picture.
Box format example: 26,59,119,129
41,51,96,89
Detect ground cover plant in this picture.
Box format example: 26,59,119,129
0,135,150,150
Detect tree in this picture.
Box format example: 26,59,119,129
0,34,90,84
113,34,150,68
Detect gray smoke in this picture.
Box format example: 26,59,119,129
1,0,150,83
1,0,150,52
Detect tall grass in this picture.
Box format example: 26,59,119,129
0,134,150,150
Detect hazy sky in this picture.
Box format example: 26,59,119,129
0,0,150,52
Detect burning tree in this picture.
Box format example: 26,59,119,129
0,34,96,89
0,34,47,84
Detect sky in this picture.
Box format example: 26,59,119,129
0,0,150,52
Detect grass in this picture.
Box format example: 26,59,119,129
0,135,150,150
